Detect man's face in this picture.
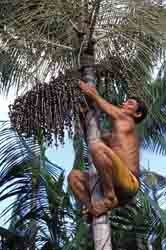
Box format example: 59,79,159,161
121,99,139,115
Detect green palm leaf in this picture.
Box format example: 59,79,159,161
0,122,67,249
0,1,165,148
110,179,166,250
0,0,165,95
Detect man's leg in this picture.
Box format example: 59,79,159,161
79,108,118,216
68,170,91,210
88,141,119,216
89,140,139,214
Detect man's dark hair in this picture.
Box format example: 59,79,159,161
128,96,148,123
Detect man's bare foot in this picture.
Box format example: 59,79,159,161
87,197,118,217
90,200,110,217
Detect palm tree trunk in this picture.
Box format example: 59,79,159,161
81,64,112,250
89,163,112,250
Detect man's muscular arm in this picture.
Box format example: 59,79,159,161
79,80,123,120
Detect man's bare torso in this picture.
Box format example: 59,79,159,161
103,117,140,177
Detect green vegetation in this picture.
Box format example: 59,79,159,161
0,0,166,249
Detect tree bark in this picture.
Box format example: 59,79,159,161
81,64,112,250
89,163,112,250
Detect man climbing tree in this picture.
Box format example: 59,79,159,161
68,80,148,217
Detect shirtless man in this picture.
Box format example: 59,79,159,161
68,80,148,217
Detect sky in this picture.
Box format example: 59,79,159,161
0,93,166,228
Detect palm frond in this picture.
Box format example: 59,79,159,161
0,0,165,95
0,122,63,245
110,177,166,250
0,1,165,146
0,226,31,250
138,69,166,154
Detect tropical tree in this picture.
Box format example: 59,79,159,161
1,0,166,249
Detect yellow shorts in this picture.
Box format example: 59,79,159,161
109,150,140,204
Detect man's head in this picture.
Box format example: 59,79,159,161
121,96,148,123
